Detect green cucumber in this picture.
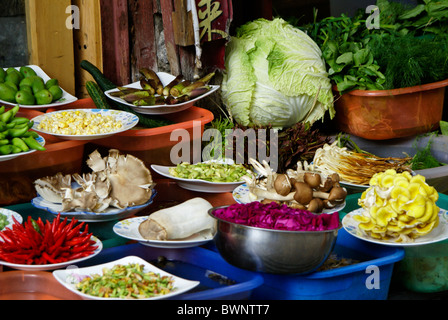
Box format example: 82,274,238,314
86,81,110,109
80,60,116,92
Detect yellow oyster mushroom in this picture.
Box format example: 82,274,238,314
378,172,395,188
410,174,427,184
402,194,427,219
390,186,411,201
374,194,385,207
353,214,371,223
390,194,410,214
408,182,423,199
367,231,384,239
397,217,421,229
375,206,397,227
358,220,375,231
393,176,410,188
368,206,379,222
417,201,439,224
414,219,439,236
386,223,403,233
358,170,440,242
401,171,413,180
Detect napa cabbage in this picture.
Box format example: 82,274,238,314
221,18,335,128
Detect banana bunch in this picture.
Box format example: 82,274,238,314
356,169,439,242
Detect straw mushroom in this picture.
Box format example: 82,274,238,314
274,174,292,196
303,172,321,189
307,198,324,213
293,182,314,205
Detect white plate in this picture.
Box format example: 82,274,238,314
0,208,23,230
31,190,157,223
0,134,45,162
53,255,200,300
151,164,246,193
339,180,369,192
105,72,220,115
342,208,448,246
0,65,78,109
233,184,346,214
113,216,214,248
0,236,102,271
31,109,139,140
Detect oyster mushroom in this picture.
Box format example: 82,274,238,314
62,188,99,212
86,149,154,208
34,149,155,213
34,172,72,203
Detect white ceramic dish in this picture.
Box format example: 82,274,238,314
339,180,369,192
53,255,200,300
151,164,246,193
31,109,139,140
0,65,78,108
113,216,214,249
0,236,102,271
232,184,346,214
0,208,22,230
0,134,45,162
31,190,157,223
342,208,448,246
105,72,220,115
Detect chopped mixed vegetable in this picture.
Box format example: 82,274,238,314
75,263,175,299
169,161,251,183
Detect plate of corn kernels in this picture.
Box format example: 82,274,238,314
31,109,139,140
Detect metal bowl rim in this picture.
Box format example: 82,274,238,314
208,206,341,235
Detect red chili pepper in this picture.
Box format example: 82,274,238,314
41,251,59,264
65,222,86,240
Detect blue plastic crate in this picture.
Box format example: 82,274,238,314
77,243,264,300
250,228,405,300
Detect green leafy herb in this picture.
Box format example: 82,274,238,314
295,0,448,92
440,121,448,136
410,134,444,170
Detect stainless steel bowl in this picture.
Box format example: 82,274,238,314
208,206,339,274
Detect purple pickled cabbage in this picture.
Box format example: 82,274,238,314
213,201,340,231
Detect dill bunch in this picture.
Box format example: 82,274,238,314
370,34,448,89
410,134,444,170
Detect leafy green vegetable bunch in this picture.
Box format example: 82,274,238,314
298,0,448,93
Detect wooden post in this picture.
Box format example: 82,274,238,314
172,0,195,46
25,0,75,95
99,0,130,86
129,0,158,81
160,0,182,76
73,0,103,98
